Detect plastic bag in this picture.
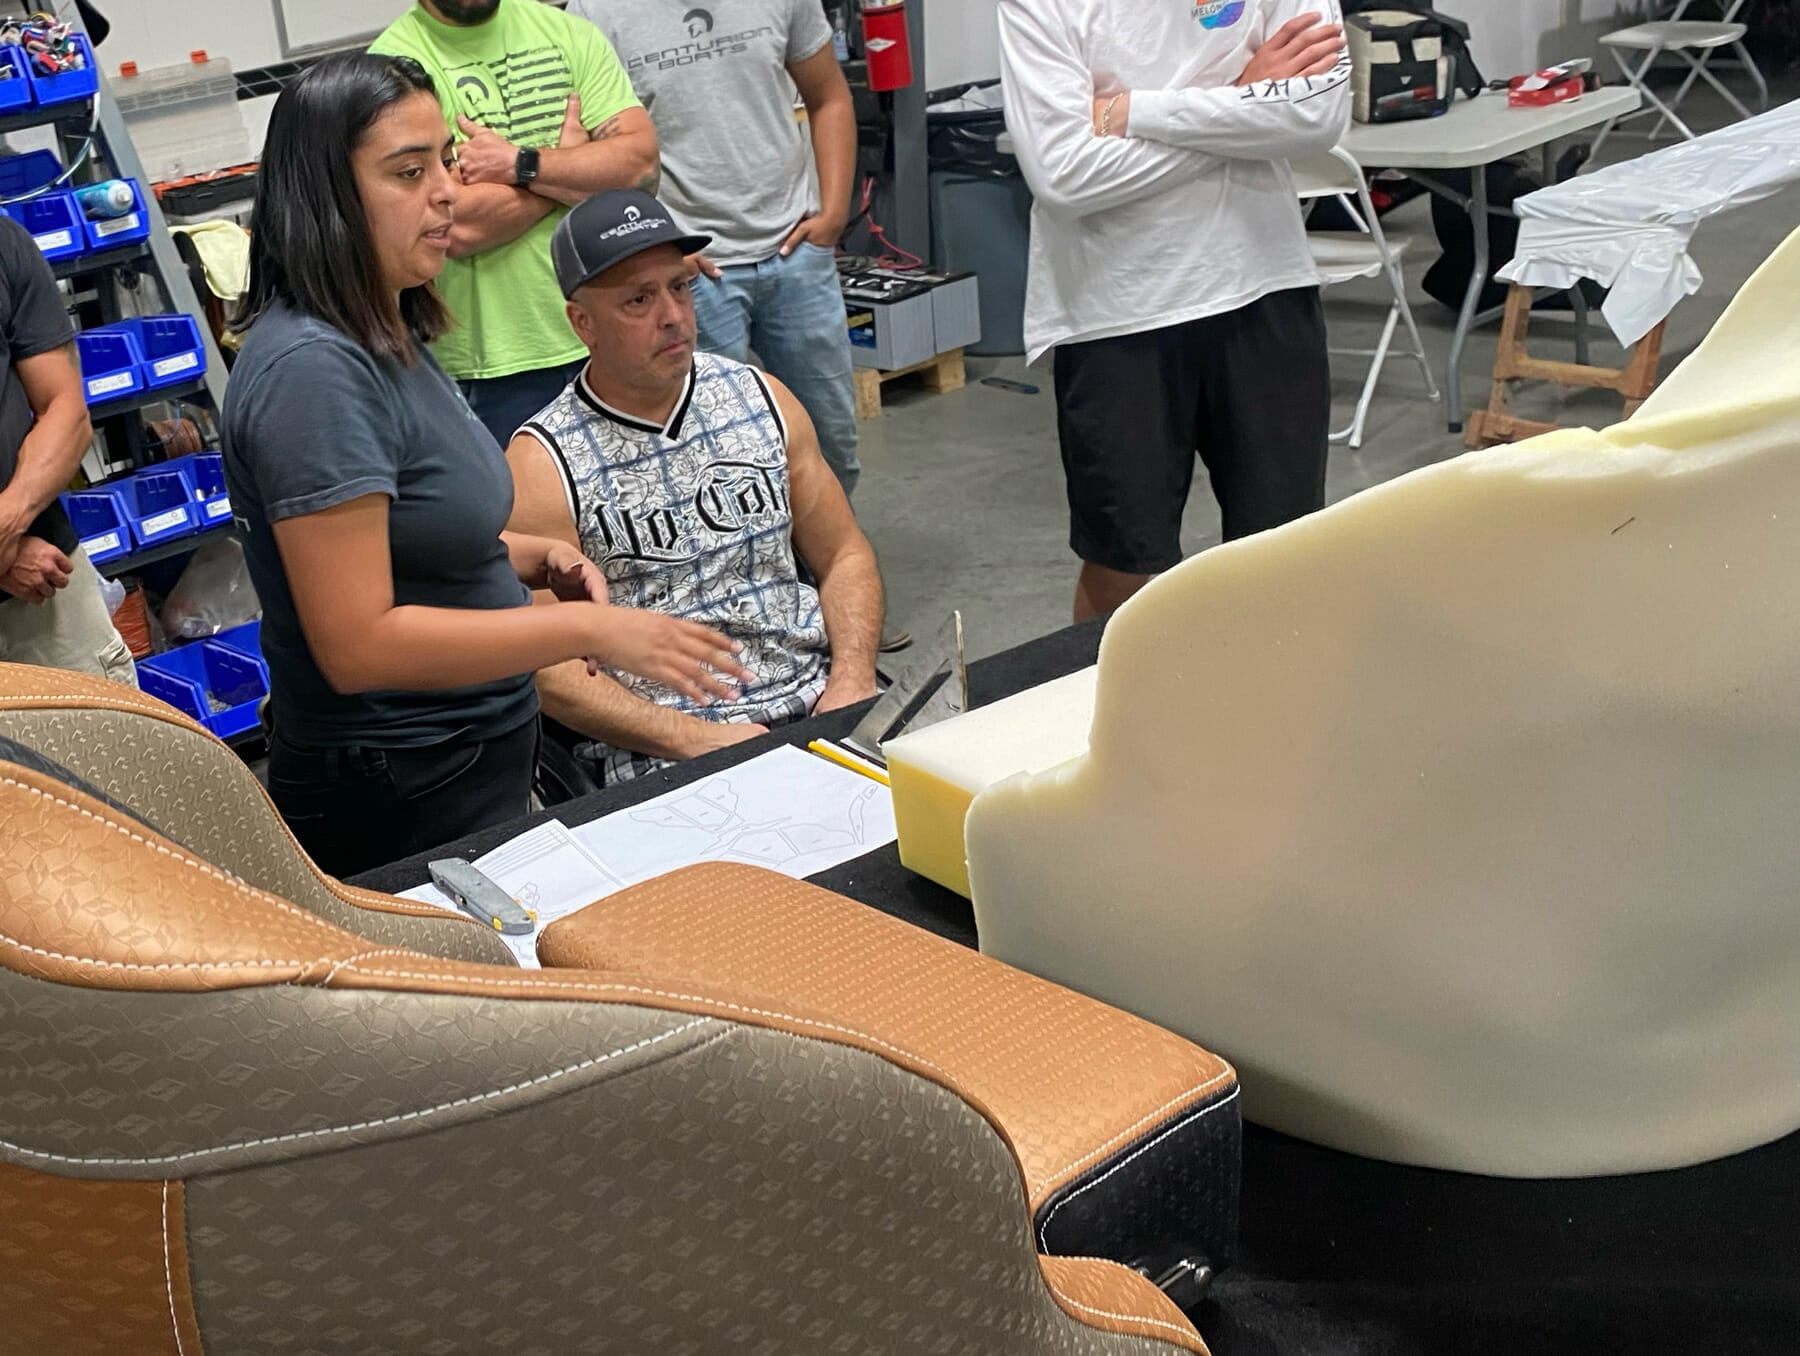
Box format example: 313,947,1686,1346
158,538,261,641
1503,101,1800,345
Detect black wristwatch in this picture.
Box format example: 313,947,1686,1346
514,146,540,188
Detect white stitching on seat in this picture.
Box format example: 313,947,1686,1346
0,928,312,974
322,949,420,984
337,964,956,1082
328,886,475,921
162,1180,188,1356
0,689,207,730
1051,1274,1202,1346
1041,1072,1238,1193
0,775,349,943
1055,1290,1203,1346
343,963,1236,1213
0,1018,715,1169
1036,1086,1243,1252
0,710,478,930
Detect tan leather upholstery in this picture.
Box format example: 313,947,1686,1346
1040,1257,1211,1355
0,1162,203,1356
0,661,514,966
0,746,1224,1353
539,863,1236,1214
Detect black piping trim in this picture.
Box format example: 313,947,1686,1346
574,364,696,439
746,368,789,452
664,363,697,440
519,422,581,528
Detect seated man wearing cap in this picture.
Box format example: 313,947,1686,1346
506,189,884,793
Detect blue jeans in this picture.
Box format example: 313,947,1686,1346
691,243,860,499
459,359,585,449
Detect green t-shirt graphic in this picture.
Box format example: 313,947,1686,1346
371,0,639,380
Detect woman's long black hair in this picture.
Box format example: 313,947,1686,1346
233,53,451,362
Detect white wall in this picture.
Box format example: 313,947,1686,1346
925,0,1001,93
1471,0,1657,78
99,0,586,156
102,1,286,75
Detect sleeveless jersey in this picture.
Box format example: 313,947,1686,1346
523,353,828,781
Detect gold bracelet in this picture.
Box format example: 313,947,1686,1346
1100,93,1122,137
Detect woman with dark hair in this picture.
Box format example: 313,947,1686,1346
223,53,750,876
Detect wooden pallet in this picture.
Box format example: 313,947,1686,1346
853,348,965,420
1465,284,1666,450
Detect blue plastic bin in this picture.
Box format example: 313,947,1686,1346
159,451,232,527
60,489,132,565
27,33,98,107
0,47,36,114
138,640,269,740
75,328,145,405
210,620,263,664
77,177,150,252
7,190,83,262
111,467,202,548
116,313,205,388
0,150,62,197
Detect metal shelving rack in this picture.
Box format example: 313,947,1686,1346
7,9,236,580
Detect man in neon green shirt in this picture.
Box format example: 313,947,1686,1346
371,0,657,446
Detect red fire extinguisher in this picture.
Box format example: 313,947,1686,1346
861,0,914,92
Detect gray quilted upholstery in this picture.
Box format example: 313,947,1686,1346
0,706,515,965
186,1021,1184,1355
0,968,721,1178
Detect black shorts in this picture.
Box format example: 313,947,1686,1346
1052,286,1331,575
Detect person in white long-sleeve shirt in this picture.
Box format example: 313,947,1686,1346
1000,0,1350,621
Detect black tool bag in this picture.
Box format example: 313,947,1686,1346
1343,0,1484,101
1347,10,1451,123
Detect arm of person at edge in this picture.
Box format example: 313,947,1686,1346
1093,3,1351,160
779,42,856,256
997,0,1216,222
772,375,882,713
504,432,774,762
0,343,91,602
269,495,753,701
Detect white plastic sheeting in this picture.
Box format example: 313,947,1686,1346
1500,99,1800,345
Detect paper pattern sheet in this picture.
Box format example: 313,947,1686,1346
404,746,897,966
573,745,896,885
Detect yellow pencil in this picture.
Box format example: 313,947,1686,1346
806,739,891,786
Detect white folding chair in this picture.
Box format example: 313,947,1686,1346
1655,0,1770,130
1589,0,1763,161
1293,146,1439,450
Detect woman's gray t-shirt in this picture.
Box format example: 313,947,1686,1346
222,301,537,747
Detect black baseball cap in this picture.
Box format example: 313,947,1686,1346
550,189,712,298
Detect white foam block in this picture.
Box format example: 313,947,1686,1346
962,225,1800,1178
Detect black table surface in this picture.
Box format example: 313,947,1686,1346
356,620,1800,1355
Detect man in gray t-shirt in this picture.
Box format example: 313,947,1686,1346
567,0,862,501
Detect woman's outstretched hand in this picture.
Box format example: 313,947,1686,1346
579,606,756,704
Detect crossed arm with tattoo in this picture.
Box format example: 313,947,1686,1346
448,93,661,257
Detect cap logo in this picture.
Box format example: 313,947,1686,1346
624,205,642,222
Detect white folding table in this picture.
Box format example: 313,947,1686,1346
1342,87,1642,432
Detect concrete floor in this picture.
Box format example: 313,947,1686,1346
854,77,1800,663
